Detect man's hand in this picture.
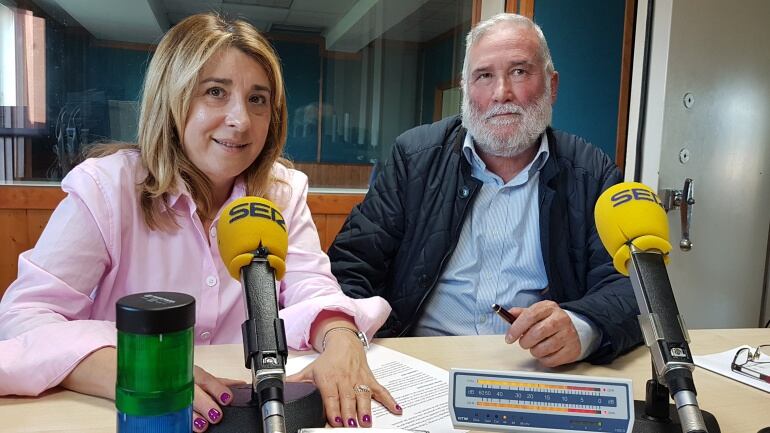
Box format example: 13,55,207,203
504,300,581,367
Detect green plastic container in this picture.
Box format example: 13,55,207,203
115,292,195,432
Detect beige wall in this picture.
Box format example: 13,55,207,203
480,0,505,20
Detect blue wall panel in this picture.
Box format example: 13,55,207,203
534,0,625,158
272,40,321,163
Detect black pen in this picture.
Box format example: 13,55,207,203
492,303,516,324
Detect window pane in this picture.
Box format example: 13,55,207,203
0,0,472,187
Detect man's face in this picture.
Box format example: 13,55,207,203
462,25,558,158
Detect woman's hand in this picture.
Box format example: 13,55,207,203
191,366,246,432
287,312,402,427
60,346,245,432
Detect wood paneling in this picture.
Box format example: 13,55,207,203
294,163,373,189
26,209,53,247
311,214,328,245
518,0,535,18
0,186,364,299
614,0,636,172
308,194,361,251
307,194,362,215
506,0,534,17
0,186,65,209
0,210,30,297
472,0,483,25
323,215,349,249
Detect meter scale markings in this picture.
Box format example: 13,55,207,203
467,379,617,415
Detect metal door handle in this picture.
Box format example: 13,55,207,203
679,178,694,250
659,178,695,251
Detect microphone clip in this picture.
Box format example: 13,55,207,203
241,310,288,372
240,254,288,372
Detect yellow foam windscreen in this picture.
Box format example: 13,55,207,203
594,182,672,276
217,197,288,281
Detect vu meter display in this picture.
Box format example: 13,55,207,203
449,369,633,433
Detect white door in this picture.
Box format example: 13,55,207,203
626,0,770,328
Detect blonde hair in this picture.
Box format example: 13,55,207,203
92,13,289,230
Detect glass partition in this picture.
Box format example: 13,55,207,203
0,0,472,188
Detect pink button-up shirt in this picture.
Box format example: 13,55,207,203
0,150,391,396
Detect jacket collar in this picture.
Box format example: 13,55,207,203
539,127,560,186
450,115,467,154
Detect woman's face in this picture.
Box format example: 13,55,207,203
182,47,272,191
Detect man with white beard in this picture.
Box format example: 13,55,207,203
328,13,642,366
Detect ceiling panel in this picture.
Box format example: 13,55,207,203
162,0,223,10
165,12,272,32
290,0,357,14
220,3,290,21
163,0,222,23
53,0,167,43
284,10,340,29
52,0,470,45
223,0,293,7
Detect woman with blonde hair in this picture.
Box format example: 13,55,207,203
0,13,399,432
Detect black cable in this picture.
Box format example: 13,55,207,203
633,0,655,182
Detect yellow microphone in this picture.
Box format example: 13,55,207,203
594,182,714,433
218,197,288,281
217,197,290,433
594,182,672,275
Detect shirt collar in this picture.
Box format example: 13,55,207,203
164,176,247,215
462,131,550,185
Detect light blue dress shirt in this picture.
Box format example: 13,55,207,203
412,133,601,360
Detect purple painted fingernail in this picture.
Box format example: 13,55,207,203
348,418,358,427
208,408,221,422
220,392,231,404
362,414,372,424
395,404,403,411
334,416,343,425
194,417,208,430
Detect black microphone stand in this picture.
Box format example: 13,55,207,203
213,247,325,433
632,359,720,433
627,249,720,433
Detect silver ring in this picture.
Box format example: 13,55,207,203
353,384,372,394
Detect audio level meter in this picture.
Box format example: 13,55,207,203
450,369,633,433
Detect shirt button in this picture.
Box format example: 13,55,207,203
200,331,211,340
479,315,488,324
210,227,217,238
206,275,218,287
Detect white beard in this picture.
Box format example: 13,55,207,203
461,90,552,158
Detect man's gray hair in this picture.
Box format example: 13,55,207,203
461,13,554,92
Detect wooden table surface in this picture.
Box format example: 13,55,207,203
1,328,768,432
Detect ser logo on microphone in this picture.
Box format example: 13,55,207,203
228,202,287,231
610,187,663,208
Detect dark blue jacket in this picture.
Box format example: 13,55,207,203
329,116,643,363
